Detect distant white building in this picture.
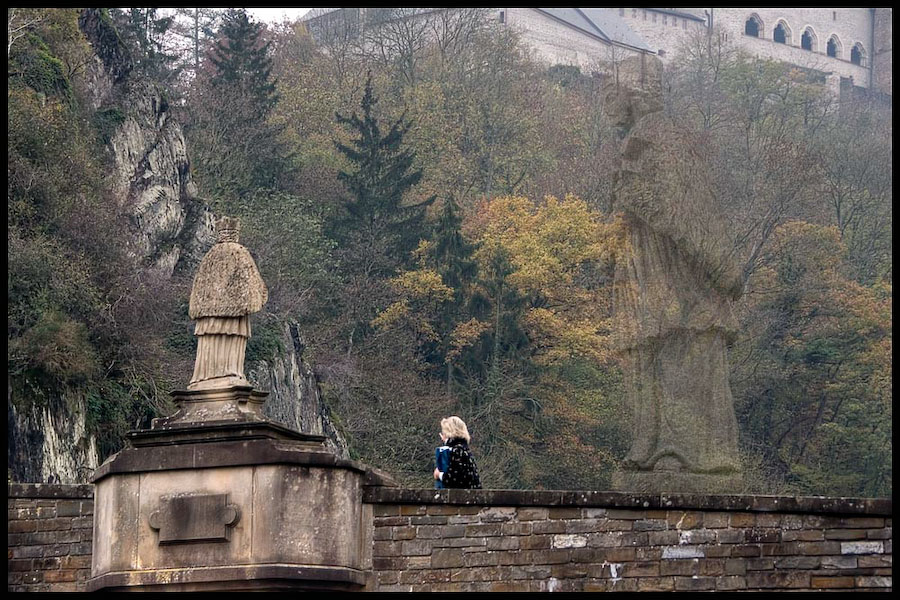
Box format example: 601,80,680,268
304,8,892,97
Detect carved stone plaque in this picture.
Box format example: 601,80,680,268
148,493,240,545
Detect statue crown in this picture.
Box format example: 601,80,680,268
216,217,241,243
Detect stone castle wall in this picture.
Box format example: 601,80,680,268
712,8,872,88
506,8,644,69
505,8,887,94
872,8,892,96
8,484,94,593
366,488,892,592
9,483,892,593
616,9,706,61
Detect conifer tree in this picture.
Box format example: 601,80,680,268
115,8,176,79
187,9,288,199
334,75,434,276
209,9,278,114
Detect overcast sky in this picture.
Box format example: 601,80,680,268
245,7,312,23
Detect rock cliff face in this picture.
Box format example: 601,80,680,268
7,384,99,484
250,323,350,459
80,8,216,275
8,9,348,483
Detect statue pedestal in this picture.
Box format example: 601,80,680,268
612,470,743,495
87,386,391,592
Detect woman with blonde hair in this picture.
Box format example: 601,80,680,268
433,416,482,489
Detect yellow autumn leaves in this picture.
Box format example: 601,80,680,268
373,194,626,366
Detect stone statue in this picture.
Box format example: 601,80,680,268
188,217,268,390
606,56,743,491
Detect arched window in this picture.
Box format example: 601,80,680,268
773,21,790,45
826,36,841,59
745,16,761,37
850,43,866,66
801,28,816,51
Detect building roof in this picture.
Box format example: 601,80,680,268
536,8,653,52
646,8,708,23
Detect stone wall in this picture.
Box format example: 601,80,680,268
8,484,94,593
872,8,892,96
712,8,872,87
7,484,892,592
506,8,645,70
618,8,706,61
365,488,892,592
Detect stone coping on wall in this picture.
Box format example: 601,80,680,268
10,483,892,516
8,483,94,499
363,487,892,517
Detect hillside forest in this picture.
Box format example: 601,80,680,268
7,9,892,496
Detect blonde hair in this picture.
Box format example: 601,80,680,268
441,416,471,443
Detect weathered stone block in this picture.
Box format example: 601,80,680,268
867,527,892,540
487,536,519,551
783,529,825,542
373,505,399,517
703,545,732,558
702,513,729,529
425,505,460,516
478,506,516,522
519,534,552,550
856,576,892,588
528,549,572,564
700,558,725,575
840,541,884,555
716,575,748,590
498,551,533,565
680,528,717,544
552,534,587,549
633,519,667,532
373,541,401,557
648,530,680,545
821,555,858,569
532,520,567,534
601,547,637,562
637,576,675,591
730,513,755,527
431,548,464,569
825,529,868,540
463,551,499,567
716,529,744,544
725,558,747,575
774,556,820,569
548,507,581,519
400,540,433,557
798,541,841,555
661,545,704,559
501,522,532,536
746,557,775,571
858,555,892,568
550,563,589,579
745,571,811,589
756,514,782,528
810,576,854,589
409,516,449,526
635,547,662,561
660,559,698,576
465,523,502,537
674,576,716,591
621,561,659,577
667,511,703,529
516,507,548,521
745,527,781,543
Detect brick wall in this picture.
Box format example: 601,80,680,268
364,488,892,592
8,484,94,593
7,484,892,592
